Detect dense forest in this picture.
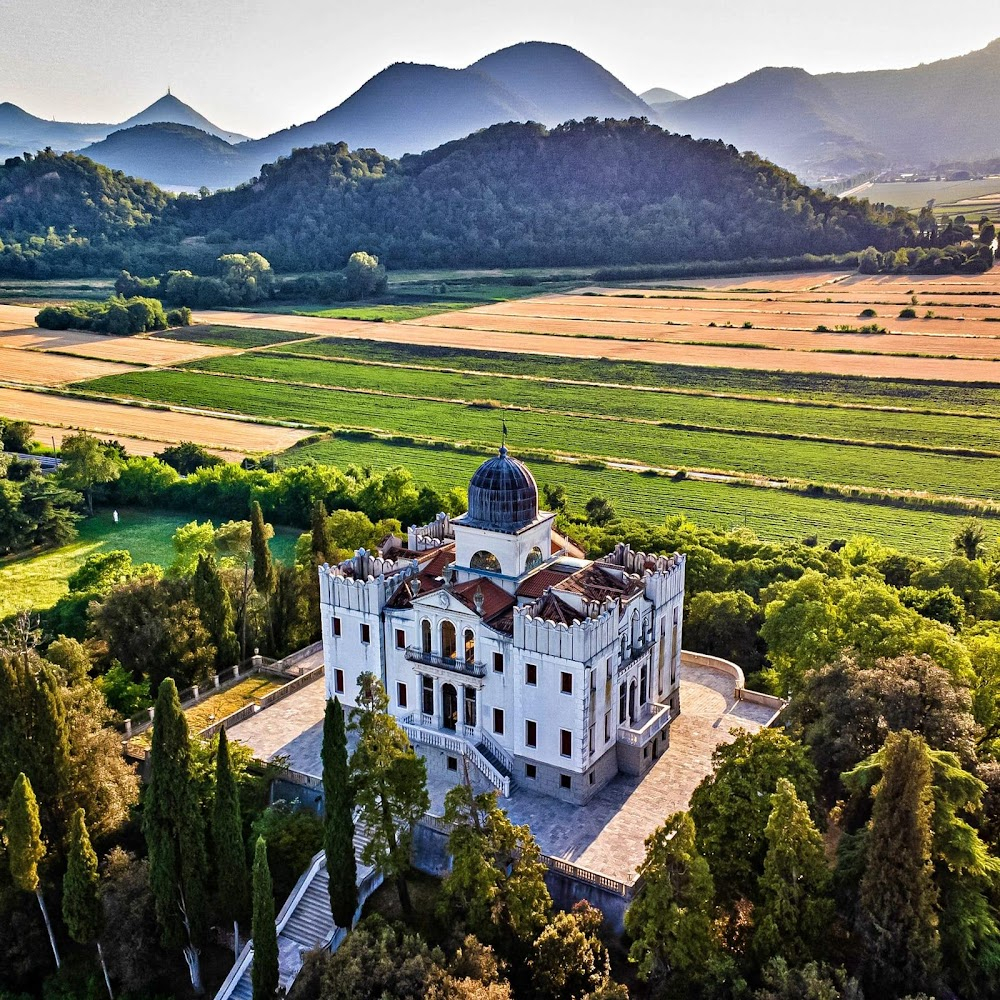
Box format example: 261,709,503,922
0,120,918,277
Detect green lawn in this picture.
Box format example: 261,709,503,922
76,368,1000,503
0,508,300,618
299,302,474,322
282,434,987,556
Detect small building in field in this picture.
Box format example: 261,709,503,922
319,446,685,804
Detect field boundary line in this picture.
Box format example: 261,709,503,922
174,365,1000,459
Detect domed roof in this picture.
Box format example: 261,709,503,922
465,446,539,532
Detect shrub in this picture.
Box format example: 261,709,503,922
165,306,192,327
899,306,917,319
859,307,877,318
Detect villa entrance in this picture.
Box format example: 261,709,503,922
442,683,458,731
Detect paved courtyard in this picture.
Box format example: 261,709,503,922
227,663,775,886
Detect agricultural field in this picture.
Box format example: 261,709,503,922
861,177,1000,214
0,387,315,454
0,327,234,365
282,433,977,556
0,508,301,618
7,268,1000,556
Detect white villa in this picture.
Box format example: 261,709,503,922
319,446,686,804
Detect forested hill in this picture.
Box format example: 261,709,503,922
185,119,916,270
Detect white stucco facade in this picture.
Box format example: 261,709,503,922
320,449,685,804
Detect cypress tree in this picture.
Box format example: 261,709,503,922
193,553,239,668
752,778,834,968
251,836,278,1000
64,808,113,998
143,678,208,994
250,501,275,595
311,500,334,565
211,728,249,958
7,772,61,968
858,730,940,996
323,697,358,927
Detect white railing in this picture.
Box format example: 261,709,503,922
617,702,670,748
402,721,510,797
478,729,514,773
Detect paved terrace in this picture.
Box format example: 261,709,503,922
226,663,775,886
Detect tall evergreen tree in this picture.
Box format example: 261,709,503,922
143,678,208,994
251,836,278,1000
349,672,429,917
752,778,834,968
63,808,113,998
855,730,941,996
250,501,275,595
625,811,734,994
6,772,61,968
310,500,334,565
193,553,239,668
211,728,249,958
0,650,72,842
322,696,358,928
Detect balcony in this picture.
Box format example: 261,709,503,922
404,647,487,678
617,702,670,748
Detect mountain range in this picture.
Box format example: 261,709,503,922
4,38,1000,190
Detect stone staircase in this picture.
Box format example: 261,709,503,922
476,739,512,781
215,827,379,1000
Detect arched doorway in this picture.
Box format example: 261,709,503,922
441,620,456,660
442,683,458,731
628,679,637,724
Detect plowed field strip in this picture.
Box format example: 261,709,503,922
0,387,311,453
0,329,234,365
185,310,1000,382
0,347,137,385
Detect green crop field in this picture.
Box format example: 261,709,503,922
183,352,1000,453
862,177,1000,212
75,368,1000,502
159,324,312,349
300,302,474,322
281,434,982,556
0,507,301,618
278,337,1000,415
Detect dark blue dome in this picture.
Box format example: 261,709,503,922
465,446,538,532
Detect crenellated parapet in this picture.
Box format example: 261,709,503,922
598,543,686,604
319,548,417,612
514,595,618,660
407,512,454,551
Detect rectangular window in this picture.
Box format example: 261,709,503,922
395,628,406,649
606,658,612,683
560,729,572,757
525,662,537,686
447,756,458,772
525,719,537,748
397,682,407,708
560,774,571,790
334,669,344,694
493,652,504,673
493,708,505,735
589,772,595,785
360,623,371,644
640,664,648,706
332,617,342,637
619,683,627,724
525,763,537,780
589,725,595,754
560,671,573,695
605,711,611,743
422,676,434,716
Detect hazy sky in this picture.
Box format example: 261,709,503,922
3,0,1000,137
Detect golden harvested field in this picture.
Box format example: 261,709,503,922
0,304,37,331
30,424,247,462
195,310,374,338
0,328,235,365
0,346,138,385
0,387,313,453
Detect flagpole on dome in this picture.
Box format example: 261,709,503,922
501,417,509,456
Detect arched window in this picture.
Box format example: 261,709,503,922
525,546,544,571
464,629,476,664
441,620,457,660
470,550,501,573
421,619,432,654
